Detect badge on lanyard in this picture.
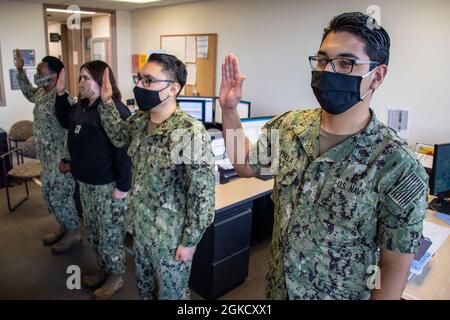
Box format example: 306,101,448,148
74,124,82,134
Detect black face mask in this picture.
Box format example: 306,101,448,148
310,70,374,115
133,85,171,111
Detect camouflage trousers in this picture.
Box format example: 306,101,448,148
134,233,192,300
40,163,79,232
78,181,127,275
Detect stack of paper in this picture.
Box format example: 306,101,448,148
410,220,450,276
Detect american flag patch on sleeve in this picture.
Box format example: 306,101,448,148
388,170,426,209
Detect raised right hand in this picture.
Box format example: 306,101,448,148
101,67,113,104
56,68,66,96
15,49,24,70
219,54,246,111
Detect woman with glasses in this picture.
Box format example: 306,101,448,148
54,61,132,300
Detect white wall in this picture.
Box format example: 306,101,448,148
47,22,62,59
115,10,134,102
0,0,46,132
130,0,450,145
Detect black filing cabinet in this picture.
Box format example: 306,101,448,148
0,128,11,188
189,202,253,299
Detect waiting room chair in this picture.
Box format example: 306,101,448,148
0,147,41,212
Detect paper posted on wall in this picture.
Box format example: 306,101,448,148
197,36,208,59
186,63,197,86
387,108,411,140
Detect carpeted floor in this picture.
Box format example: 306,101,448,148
0,181,270,300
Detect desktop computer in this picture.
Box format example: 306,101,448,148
240,117,274,145
177,96,214,124
177,99,206,122
214,98,251,124
429,143,450,214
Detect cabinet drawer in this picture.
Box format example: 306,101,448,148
213,208,252,262
211,247,250,298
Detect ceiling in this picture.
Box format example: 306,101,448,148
13,0,206,11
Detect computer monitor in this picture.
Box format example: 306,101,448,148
177,99,205,122
177,96,214,123
429,143,450,214
241,117,273,145
214,98,251,124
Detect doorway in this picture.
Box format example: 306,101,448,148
43,4,117,97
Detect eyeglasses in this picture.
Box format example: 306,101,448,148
309,56,379,75
132,74,174,88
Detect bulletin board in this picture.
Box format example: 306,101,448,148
160,33,217,97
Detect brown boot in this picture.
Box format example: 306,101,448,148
50,229,81,254
42,228,65,246
82,269,108,288
93,274,124,300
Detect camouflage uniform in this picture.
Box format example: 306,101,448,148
99,103,215,300
78,181,127,275
16,70,79,232
249,108,429,300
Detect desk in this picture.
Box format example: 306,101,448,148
215,177,274,212
403,210,450,300
189,177,274,299
191,178,450,300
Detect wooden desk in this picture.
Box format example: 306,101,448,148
193,178,450,300
215,177,274,212
403,210,450,300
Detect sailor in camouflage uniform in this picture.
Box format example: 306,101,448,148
219,13,428,300
15,51,80,254
98,53,215,299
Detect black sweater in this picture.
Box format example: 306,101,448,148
55,93,132,192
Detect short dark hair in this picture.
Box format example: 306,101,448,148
148,53,187,96
42,56,64,75
79,60,121,101
322,12,391,67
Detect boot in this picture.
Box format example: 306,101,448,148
93,274,124,300
42,228,65,246
50,229,81,254
82,269,108,288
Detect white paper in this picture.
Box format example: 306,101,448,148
211,137,226,158
423,221,450,255
197,35,208,59
186,63,197,86
410,221,450,275
73,51,78,65
186,36,196,63
387,108,411,140
161,36,186,63
414,152,433,170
